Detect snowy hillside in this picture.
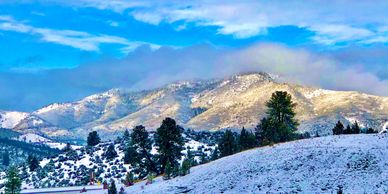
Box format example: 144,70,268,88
15,133,81,150
0,111,28,129
122,134,387,194
0,133,216,190
7,72,388,139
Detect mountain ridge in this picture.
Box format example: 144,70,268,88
1,72,387,141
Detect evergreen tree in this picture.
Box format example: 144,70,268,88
155,118,184,174
238,127,257,150
163,160,172,180
265,91,299,142
199,151,208,164
4,166,21,194
62,143,73,152
87,131,101,146
332,121,344,135
108,179,117,194
27,155,39,172
179,158,191,176
351,121,361,134
104,144,118,160
3,151,10,166
123,129,130,141
255,117,272,145
124,172,134,186
130,125,158,177
366,128,377,134
344,124,352,134
123,144,136,165
210,147,219,161
219,130,236,157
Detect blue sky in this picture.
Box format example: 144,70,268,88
0,0,387,111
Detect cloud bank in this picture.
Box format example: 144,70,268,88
0,43,387,111
44,0,388,45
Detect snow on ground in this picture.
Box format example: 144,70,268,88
15,133,81,150
92,134,388,194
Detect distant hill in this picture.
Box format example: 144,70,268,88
1,72,387,140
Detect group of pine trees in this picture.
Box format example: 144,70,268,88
332,120,377,135
218,91,299,157
122,118,187,181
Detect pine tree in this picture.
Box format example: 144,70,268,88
105,144,118,160
87,131,101,146
3,151,10,166
62,143,73,152
155,118,184,174
179,158,191,176
344,124,352,134
238,127,257,150
366,128,377,134
4,166,21,194
131,125,158,177
124,172,134,186
163,160,172,180
351,121,361,134
123,129,130,142
123,144,136,165
108,179,117,194
332,121,344,135
219,130,236,157
265,91,299,142
27,155,39,172
255,117,272,145
210,147,219,161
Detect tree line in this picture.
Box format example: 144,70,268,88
332,120,377,135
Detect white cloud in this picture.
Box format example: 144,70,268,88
49,0,388,44
107,20,119,27
132,11,163,25
310,25,376,45
0,16,159,52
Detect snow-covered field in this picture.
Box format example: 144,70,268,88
87,134,388,194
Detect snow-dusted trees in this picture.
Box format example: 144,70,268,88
155,118,184,174
351,121,361,134
4,166,21,194
108,179,117,194
27,155,40,172
332,121,345,135
219,130,237,157
128,125,158,177
62,143,73,152
333,121,362,135
104,144,118,160
3,151,10,166
87,131,101,146
366,128,377,134
238,127,257,151
123,172,134,186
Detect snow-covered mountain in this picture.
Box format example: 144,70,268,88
0,111,28,129
3,72,388,139
124,134,388,194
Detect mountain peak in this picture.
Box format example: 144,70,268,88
229,71,275,82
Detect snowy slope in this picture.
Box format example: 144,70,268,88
15,133,81,150
0,134,215,190
0,111,28,129
121,134,388,194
